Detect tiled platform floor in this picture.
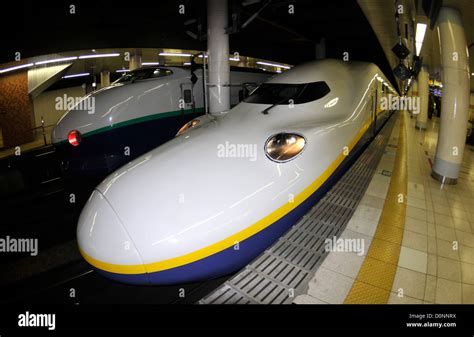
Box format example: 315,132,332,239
294,111,474,304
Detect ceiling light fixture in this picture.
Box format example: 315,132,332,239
415,23,427,56
256,61,291,69
35,56,77,66
0,63,34,74
79,53,120,59
62,72,90,79
159,52,193,57
35,56,78,65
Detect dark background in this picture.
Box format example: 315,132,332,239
0,0,396,85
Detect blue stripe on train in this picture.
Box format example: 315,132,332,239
93,112,394,285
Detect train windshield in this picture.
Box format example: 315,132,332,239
115,68,173,84
244,81,330,105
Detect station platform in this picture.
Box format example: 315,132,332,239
201,111,474,304
3,111,473,306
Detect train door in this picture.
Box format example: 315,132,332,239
180,82,196,123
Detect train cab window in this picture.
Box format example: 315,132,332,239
114,68,173,84
243,81,330,105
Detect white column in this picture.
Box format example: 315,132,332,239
129,49,142,71
415,67,429,129
207,0,230,113
100,70,110,88
432,7,470,184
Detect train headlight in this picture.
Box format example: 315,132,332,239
68,130,82,147
265,133,306,162
176,119,200,136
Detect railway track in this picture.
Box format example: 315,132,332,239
0,259,229,305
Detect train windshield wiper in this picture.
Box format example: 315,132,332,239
261,97,294,114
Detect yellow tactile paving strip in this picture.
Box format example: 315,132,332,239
344,112,408,303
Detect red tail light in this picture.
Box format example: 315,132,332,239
68,130,82,147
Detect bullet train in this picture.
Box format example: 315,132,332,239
51,66,269,174
77,59,398,285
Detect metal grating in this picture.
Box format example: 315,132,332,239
200,116,397,304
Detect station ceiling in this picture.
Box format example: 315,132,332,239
2,0,396,86
359,0,474,90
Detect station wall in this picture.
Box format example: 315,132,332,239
0,64,34,148
32,86,85,129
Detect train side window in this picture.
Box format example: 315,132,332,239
114,68,174,84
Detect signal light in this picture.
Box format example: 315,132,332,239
68,130,82,146
176,119,200,137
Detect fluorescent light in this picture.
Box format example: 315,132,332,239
116,69,129,73
415,23,427,56
256,61,291,69
35,56,78,65
415,42,423,56
62,72,90,79
142,62,160,66
198,55,239,61
415,23,427,43
183,62,191,66
0,63,34,74
79,53,120,59
159,52,193,57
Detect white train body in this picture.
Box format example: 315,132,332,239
77,59,397,284
51,66,269,174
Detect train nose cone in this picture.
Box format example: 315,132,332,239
51,124,63,144
77,190,149,284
